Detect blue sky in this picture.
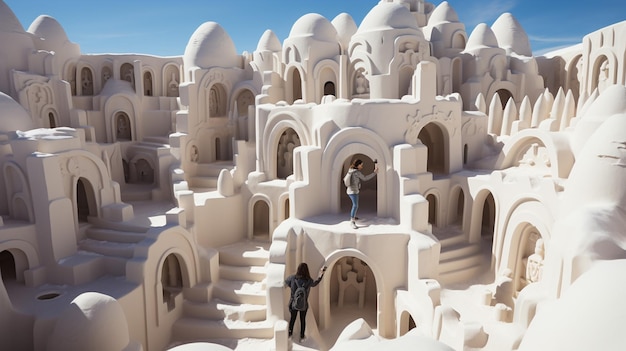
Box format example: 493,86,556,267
4,0,625,57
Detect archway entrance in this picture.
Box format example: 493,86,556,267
277,128,301,179
514,224,544,294
481,193,496,238
161,254,183,312
321,256,377,341
76,178,96,223
253,200,270,239
339,154,378,218
418,123,447,175
0,250,16,281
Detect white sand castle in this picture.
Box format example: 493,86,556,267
0,0,625,350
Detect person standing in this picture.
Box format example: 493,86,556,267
345,159,378,229
284,263,327,342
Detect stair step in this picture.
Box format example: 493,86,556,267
213,280,266,305
220,265,267,281
183,299,266,322
86,227,146,243
218,240,270,267
78,238,135,258
173,318,274,341
439,242,482,261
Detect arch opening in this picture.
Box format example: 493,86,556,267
276,128,301,179
253,200,270,238
418,123,447,175
339,154,378,218
326,256,377,333
161,254,183,312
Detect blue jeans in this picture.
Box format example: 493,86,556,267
349,194,359,219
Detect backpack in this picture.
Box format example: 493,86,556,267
291,279,307,311
343,170,352,187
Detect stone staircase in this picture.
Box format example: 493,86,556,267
188,161,235,189
172,240,274,344
437,234,488,286
56,221,150,285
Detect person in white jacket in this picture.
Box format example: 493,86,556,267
346,159,378,228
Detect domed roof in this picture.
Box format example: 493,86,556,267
256,29,281,52
183,22,238,70
288,13,338,43
0,1,25,33
571,85,626,154
465,23,499,51
518,260,626,351
491,13,531,56
332,13,358,49
428,1,460,25
27,15,69,46
0,92,35,133
357,2,419,34
564,110,626,213
47,292,131,351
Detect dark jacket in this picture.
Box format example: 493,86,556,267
285,274,323,311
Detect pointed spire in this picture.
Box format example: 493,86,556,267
488,93,503,135
550,87,566,126
501,97,518,136
475,93,487,113
531,92,549,127
513,95,532,133
560,89,576,130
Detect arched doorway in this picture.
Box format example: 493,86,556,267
120,63,135,90
76,178,96,223
593,55,610,94
143,71,153,96
133,159,154,184
253,200,270,239
81,67,94,95
209,84,227,117
323,256,377,339
161,254,183,311
514,225,544,294
0,250,16,281
418,123,447,175
323,81,336,97
276,128,301,179
115,112,132,141
48,112,57,128
339,154,378,218
291,69,303,103
481,193,496,238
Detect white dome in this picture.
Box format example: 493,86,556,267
27,15,70,49
288,13,338,43
332,13,358,50
0,92,34,133
518,260,626,351
357,3,419,34
491,13,531,56
183,22,238,70
256,29,281,52
571,85,626,154
428,1,460,25
0,1,25,33
563,110,626,213
465,23,499,51
47,292,131,351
